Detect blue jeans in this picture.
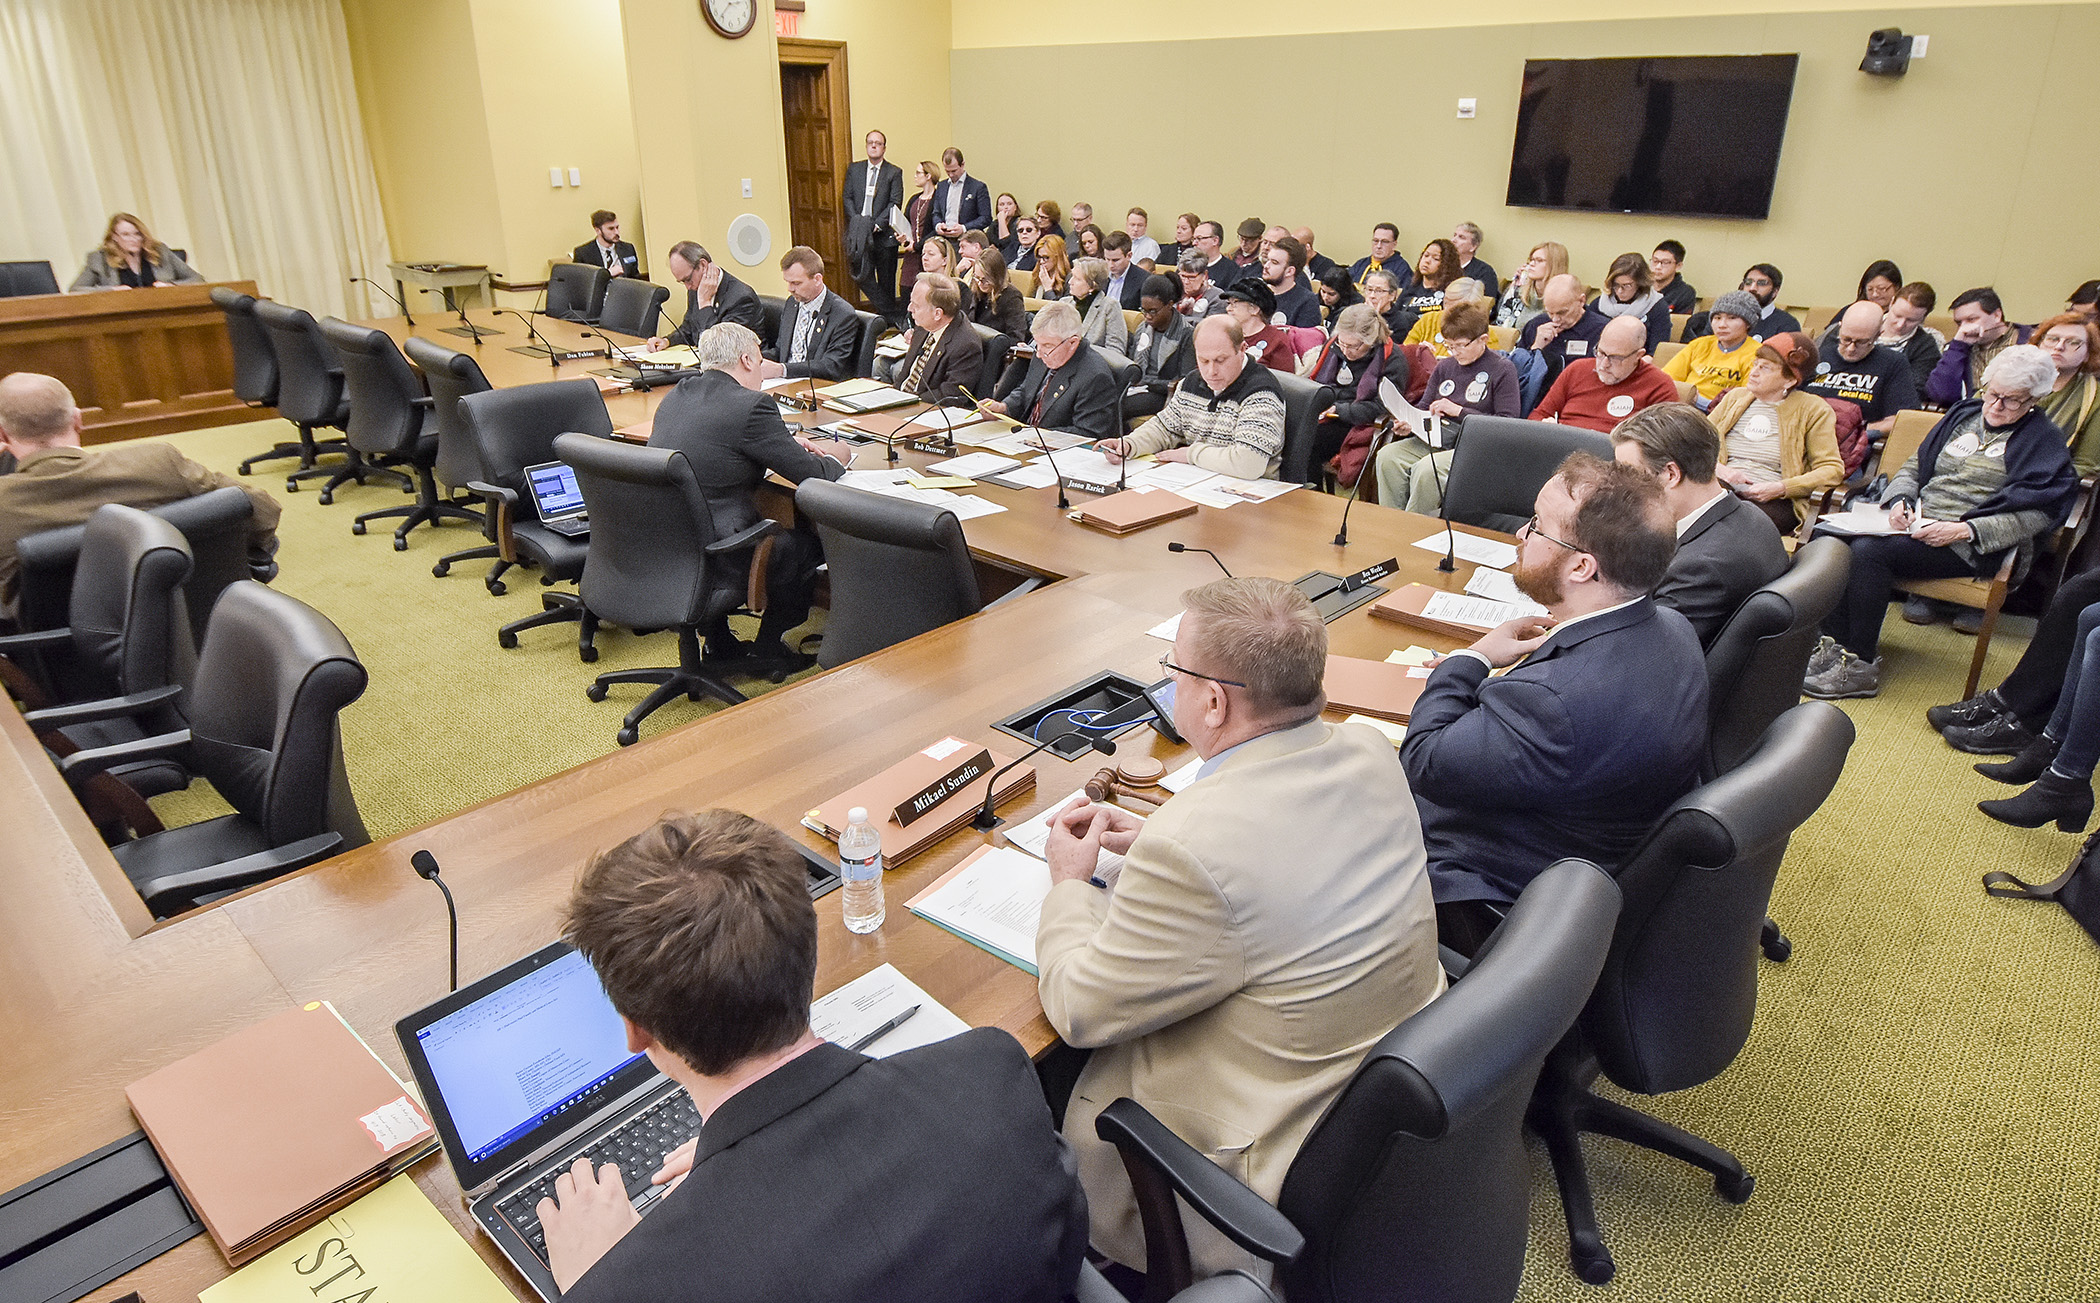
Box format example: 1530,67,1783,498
2044,603,2100,779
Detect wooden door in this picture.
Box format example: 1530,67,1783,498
778,39,855,307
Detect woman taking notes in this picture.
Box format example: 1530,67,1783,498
71,213,204,290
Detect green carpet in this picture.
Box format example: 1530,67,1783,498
143,419,2100,1300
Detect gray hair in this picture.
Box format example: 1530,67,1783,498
1365,268,1402,294
1179,577,1327,715
1982,344,2059,399
1442,277,1484,306
1071,257,1109,296
0,372,78,442
669,241,711,270
1333,303,1388,347
1177,249,1210,273
694,322,762,372
1030,299,1081,341
1455,221,1483,245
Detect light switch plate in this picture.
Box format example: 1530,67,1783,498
1910,34,1928,56
741,178,753,198
549,167,564,187
1457,98,1477,119
568,167,582,186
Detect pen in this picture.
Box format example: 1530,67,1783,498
847,1003,920,1053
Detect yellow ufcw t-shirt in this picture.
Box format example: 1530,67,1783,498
1663,335,1758,402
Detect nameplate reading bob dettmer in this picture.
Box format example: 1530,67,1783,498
895,748,995,827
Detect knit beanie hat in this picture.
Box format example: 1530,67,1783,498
1710,290,1762,324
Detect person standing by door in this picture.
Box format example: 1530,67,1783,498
841,129,904,329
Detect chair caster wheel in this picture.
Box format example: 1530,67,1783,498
433,562,451,577
769,670,787,684
487,580,507,596
393,537,407,552
401,482,414,494
285,480,299,492
318,491,334,506
580,645,599,663
1572,1250,1615,1286
586,684,608,702
351,521,366,535
498,631,518,649
1761,935,1792,963
239,465,251,476
1716,1171,1756,1204
616,727,638,747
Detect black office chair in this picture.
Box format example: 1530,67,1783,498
1273,372,1336,487
53,581,372,918
970,323,1013,401
1074,1264,1275,1303
457,381,607,658
403,337,497,578
1092,344,1141,433
0,260,61,297
547,263,608,323
759,294,787,344
597,277,670,338
253,299,400,496
553,434,780,745
1441,416,1613,534
1095,859,1622,1303
851,309,884,378
319,319,480,547
1529,701,1855,1285
205,288,299,476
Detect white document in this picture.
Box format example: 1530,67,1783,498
929,451,1023,478
1410,530,1519,570
1014,427,1094,451
1816,505,1938,537
908,846,1052,969
838,469,917,492
992,460,1062,489
810,964,969,1058
1378,378,1443,447
1463,566,1549,617
1421,590,1531,630
760,375,804,391
1146,612,1183,642
1178,475,1300,509
973,431,1051,456
1160,758,1204,793
1343,713,1408,747
1043,446,1127,485
830,384,918,412
1385,645,1438,666
1128,462,1219,492
908,407,989,433
875,338,909,358
944,494,1008,520
1002,789,1147,881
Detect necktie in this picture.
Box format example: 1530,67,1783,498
902,330,936,393
864,166,878,217
1030,374,1056,425
790,301,817,363
603,244,615,270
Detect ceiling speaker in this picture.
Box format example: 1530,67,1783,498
726,214,772,267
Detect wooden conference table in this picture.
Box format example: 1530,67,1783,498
3,308,1518,1301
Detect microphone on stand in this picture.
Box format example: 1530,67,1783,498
1333,416,1389,547
409,850,458,993
1167,542,1233,577
973,730,1118,831
492,307,564,369
452,303,495,344
1428,416,1459,573
352,276,415,327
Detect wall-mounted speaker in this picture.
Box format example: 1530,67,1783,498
726,214,772,267
1861,28,1912,77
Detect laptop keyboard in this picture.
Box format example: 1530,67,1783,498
494,1089,703,1264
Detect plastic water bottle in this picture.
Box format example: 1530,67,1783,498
839,807,885,934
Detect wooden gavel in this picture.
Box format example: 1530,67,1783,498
1085,768,1169,809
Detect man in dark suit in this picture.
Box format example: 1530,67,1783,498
895,274,984,404
647,241,765,351
979,300,1121,443
543,809,1088,1303
1400,453,1708,946
1102,232,1146,311
931,146,991,241
1610,402,1790,645
840,129,904,326
1193,222,1242,292
574,210,641,279
646,322,846,659
760,246,861,383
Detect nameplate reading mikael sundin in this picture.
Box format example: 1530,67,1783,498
894,748,995,827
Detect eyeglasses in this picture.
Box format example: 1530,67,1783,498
1982,390,2034,408
1741,276,1774,290
1596,348,1642,364
1836,335,1877,348
1520,515,1581,552
1158,655,1246,689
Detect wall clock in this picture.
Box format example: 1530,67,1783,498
702,0,756,38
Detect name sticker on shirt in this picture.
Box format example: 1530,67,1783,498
1566,340,1589,356
1607,394,1636,417
1984,443,2007,459
1945,432,1982,458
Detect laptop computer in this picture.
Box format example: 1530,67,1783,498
523,460,590,537
393,844,842,1299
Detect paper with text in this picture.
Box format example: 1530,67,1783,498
1410,530,1519,569
810,964,969,1057
907,846,1052,971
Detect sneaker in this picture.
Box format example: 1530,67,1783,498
1902,596,1946,625
1927,690,2003,732
1805,635,1843,677
1951,607,1986,636
1803,650,1882,700
1943,712,2037,756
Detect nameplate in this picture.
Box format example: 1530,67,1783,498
1060,476,1120,497
894,747,995,827
550,347,603,361
1341,557,1399,592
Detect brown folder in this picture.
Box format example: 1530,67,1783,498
1076,489,1198,535
126,1002,437,1265
1369,583,1502,641
805,736,1036,865
1323,654,1432,723
841,410,920,439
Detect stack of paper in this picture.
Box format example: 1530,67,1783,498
1410,529,1519,569
1462,566,1548,617
929,451,1024,478
827,384,918,413
905,845,1054,973
1178,475,1301,509
200,1176,511,1303
810,964,969,1057
1002,788,1149,883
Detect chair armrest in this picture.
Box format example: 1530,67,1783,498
467,481,518,505
25,684,184,730
986,576,1046,608
469,482,519,555
704,520,779,555
1439,943,1474,981
132,832,343,917
412,394,435,409
58,729,191,784
0,627,72,654
1096,1098,1307,1268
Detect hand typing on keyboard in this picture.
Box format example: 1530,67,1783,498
538,1157,642,1294
653,1138,699,1194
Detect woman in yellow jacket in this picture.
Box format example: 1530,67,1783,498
1710,331,1844,532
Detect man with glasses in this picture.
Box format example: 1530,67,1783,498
1102,316,1287,480
1528,313,1680,433
1400,453,1706,950
1515,273,1610,394
1349,222,1404,294
1806,345,2078,700
1803,301,1920,439
1192,221,1242,291
1736,263,1799,340
976,300,1120,442
1035,576,1442,1283
647,240,764,350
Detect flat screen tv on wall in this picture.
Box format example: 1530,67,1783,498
1505,55,1799,220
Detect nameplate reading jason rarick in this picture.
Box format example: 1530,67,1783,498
894,748,995,827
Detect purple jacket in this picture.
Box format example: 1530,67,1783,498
1925,324,2033,404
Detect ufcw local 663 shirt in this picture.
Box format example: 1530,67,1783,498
1803,339,1919,425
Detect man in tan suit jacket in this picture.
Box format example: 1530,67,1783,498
1036,577,1443,1281
0,372,281,610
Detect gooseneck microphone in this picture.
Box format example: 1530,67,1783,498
973,730,1117,831
452,303,494,344
1333,417,1388,547
410,849,458,993
1429,428,1458,573
492,307,563,369
351,276,415,327
1168,542,1233,577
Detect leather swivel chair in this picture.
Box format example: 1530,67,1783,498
1442,417,1613,534
1273,372,1336,487
403,336,498,578
547,262,609,323
553,434,780,745
319,318,479,545
597,277,670,338
457,381,608,658
54,581,372,918
759,294,787,344
0,260,61,297
1075,1265,1276,1303
1092,344,1140,434
794,478,985,668
851,309,883,378
254,299,400,496
1701,535,1850,964
1529,702,1855,1285
970,323,1012,400
210,287,306,477
1094,859,1622,1303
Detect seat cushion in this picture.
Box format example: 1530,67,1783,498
111,813,271,896
511,522,589,579
55,717,191,798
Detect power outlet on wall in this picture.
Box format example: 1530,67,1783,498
549,166,564,187
741,178,753,198
1457,97,1477,119
568,167,582,186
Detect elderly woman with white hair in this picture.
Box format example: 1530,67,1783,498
1805,345,2080,700
1067,256,1129,356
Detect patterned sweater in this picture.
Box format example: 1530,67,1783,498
1122,361,1287,480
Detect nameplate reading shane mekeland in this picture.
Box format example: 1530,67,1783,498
894,748,995,827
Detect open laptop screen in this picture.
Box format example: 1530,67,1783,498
524,461,586,520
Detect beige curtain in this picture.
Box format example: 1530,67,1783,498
0,0,389,318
